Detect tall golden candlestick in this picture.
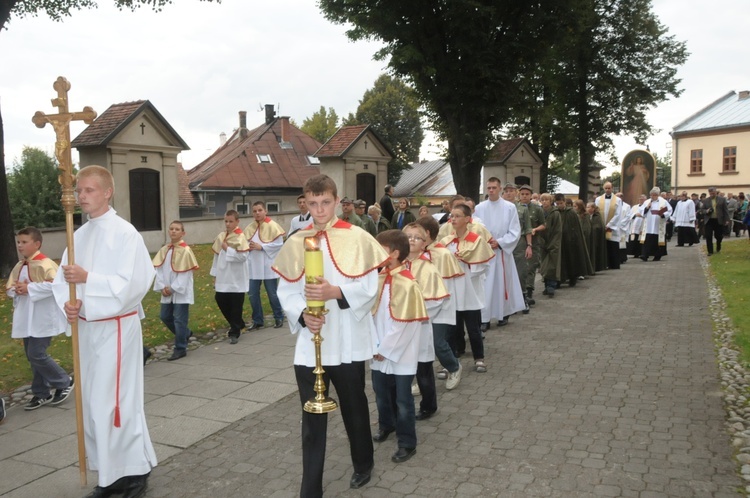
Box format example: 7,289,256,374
303,235,337,414
32,77,97,487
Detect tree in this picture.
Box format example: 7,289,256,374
0,0,220,278
319,0,566,201
565,0,687,200
8,147,66,229
507,0,687,201
653,151,671,192
300,106,339,144
346,74,423,185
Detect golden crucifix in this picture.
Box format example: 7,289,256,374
32,76,96,487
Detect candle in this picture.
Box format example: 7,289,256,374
304,236,325,311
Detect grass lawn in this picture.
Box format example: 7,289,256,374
708,238,750,364
0,243,272,394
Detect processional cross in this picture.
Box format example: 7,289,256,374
32,77,96,487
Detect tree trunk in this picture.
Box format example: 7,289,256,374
447,140,482,203
0,105,18,278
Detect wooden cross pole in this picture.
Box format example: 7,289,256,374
32,76,96,487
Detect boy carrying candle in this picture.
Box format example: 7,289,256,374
273,174,388,497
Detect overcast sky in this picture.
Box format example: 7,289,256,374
2,0,748,177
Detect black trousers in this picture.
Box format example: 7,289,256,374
294,362,373,498
415,361,437,413
214,292,245,337
704,218,724,254
605,240,620,269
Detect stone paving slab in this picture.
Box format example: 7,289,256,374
147,245,741,497
0,242,744,497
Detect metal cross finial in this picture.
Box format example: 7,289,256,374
32,76,97,210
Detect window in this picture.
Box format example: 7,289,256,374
266,201,280,213
307,155,320,165
129,168,161,231
236,203,249,215
690,149,703,173
723,147,737,172
257,154,272,163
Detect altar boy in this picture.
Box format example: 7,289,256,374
273,174,389,496
371,230,429,464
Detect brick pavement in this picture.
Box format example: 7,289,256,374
0,243,741,497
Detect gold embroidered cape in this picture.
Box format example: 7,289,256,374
440,230,495,265
152,241,199,272
373,264,429,322
244,217,286,243
425,242,464,279
406,254,450,301
272,218,388,282
6,251,58,289
212,228,250,254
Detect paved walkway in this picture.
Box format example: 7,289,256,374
0,242,742,497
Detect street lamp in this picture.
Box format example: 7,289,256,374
240,186,247,215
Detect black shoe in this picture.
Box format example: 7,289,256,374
640,257,648,261
247,323,264,332
167,350,187,361
0,398,5,424
497,318,508,327
569,278,576,287
526,289,535,306
274,319,283,329
119,474,149,498
229,336,239,345
653,256,661,261
51,376,74,405
350,464,373,489
416,410,436,421
391,447,417,463
84,486,117,498
522,300,530,314
372,428,394,442
545,286,555,298
480,322,489,332
25,395,52,411
142,348,152,366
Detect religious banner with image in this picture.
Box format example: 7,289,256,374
621,150,656,207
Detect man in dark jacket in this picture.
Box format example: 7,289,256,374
379,185,396,223
702,187,730,255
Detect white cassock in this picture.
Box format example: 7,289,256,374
210,246,249,293
595,195,623,242
619,202,631,249
672,200,696,227
9,266,66,339
641,198,673,235
473,198,526,321
247,231,283,280
277,236,379,367
629,203,645,239
153,249,194,304
52,208,157,487
371,282,422,375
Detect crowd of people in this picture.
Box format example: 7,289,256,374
6,166,749,498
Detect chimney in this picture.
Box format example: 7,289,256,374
739,90,750,100
239,111,248,139
280,116,291,143
264,104,276,125
219,132,227,145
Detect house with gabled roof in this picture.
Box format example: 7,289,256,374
316,124,393,207
71,99,189,250
393,138,543,205
671,90,750,194
185,105,322,218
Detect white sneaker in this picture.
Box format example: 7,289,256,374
436,368,448,380
411,384,421,396
446,363,462,390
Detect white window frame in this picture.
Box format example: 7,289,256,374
266,201,280,213
257,153,272,163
